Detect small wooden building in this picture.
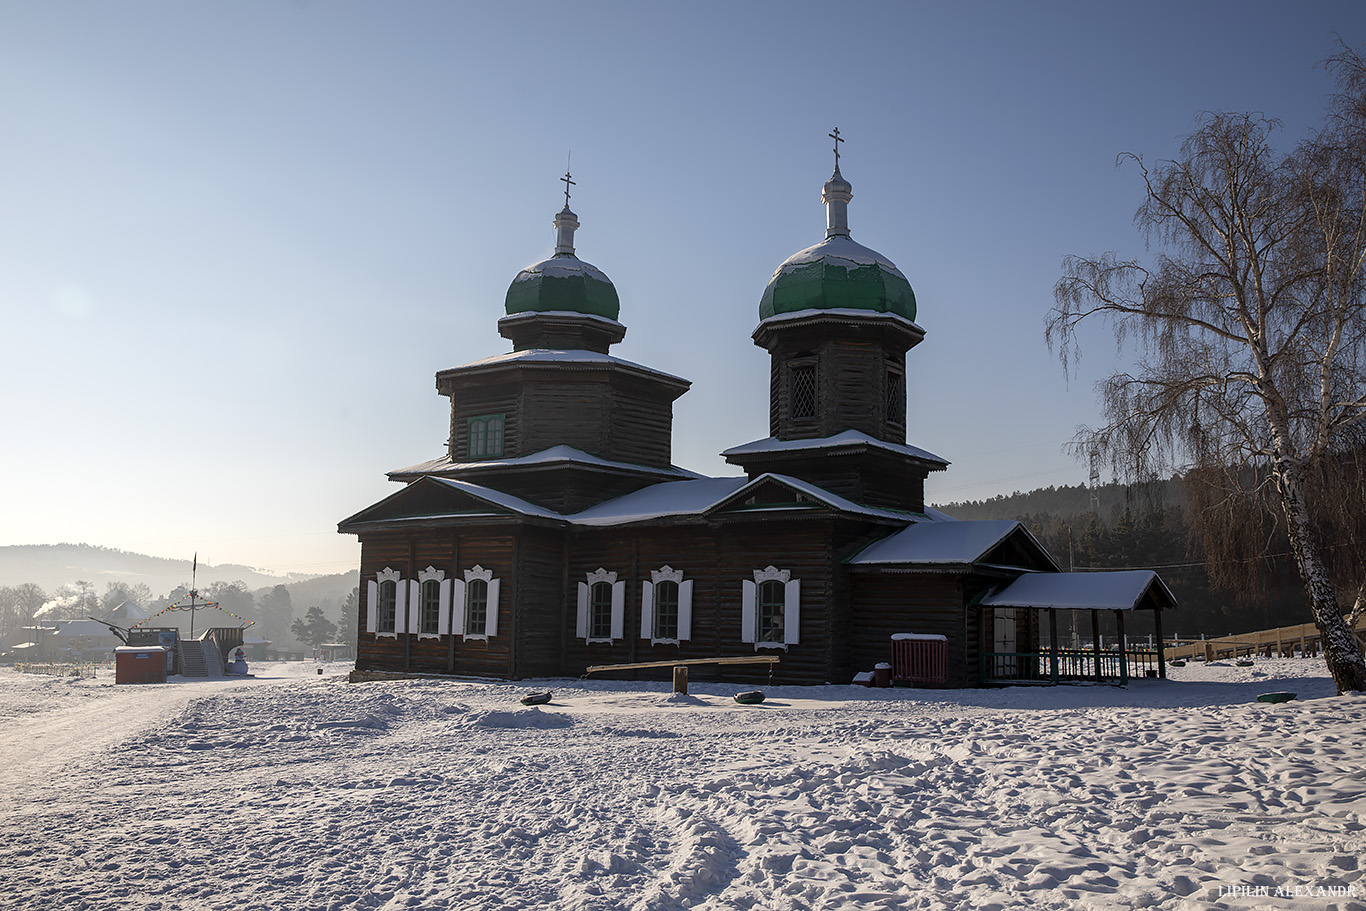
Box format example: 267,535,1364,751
340,161,1175,687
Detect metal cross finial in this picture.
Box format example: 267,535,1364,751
829,127,844,168
561,151,575,207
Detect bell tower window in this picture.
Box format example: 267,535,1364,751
886,365,905,426
467,414,505,459
790,362,817,421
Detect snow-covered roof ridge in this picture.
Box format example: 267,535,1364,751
980,570,1177,612
389,446,704,480
719,473,949,524
721,430,948,467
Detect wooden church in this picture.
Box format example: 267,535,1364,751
339,140,1176,687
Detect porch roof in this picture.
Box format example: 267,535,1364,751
980,570,1176,612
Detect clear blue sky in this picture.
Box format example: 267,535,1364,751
2,1,1363,576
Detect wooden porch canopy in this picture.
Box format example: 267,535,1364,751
979,570,1178,684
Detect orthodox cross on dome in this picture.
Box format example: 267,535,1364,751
829,127,844,170
561,163,575,209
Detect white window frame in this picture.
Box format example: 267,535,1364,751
641,565,693,646
453,565,500,641
577,568,624,644
415,566,449,639
740,565,800,650
367,567,405,638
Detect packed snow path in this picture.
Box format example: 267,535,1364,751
0,660,1362,911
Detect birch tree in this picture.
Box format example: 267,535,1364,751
1048,47,1366,694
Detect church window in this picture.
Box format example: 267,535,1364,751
790,364,817,420
641,565,693,645
367,567,406,637
419,580,441,635
741,566,801,649
377,581,397,633
590,582,613,639
467,414,505,459
577,568,624,643
453,565,499,639
466,579,488,632
415,566,450,638
886,366,905,425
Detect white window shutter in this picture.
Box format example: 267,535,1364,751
395,580,410,634
451,580,467,635
485,579,500,637
784,579,801,645
576,582,589,639
741,580,756,643
437,579,452,636
610,581,625,640
640,581,654,640
366,580,378,634
678,580,694,641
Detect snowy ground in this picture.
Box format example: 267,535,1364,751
1,659,1362,911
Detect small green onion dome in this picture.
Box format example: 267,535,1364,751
759,235,916,321
505,203,621,320
504,253,621,320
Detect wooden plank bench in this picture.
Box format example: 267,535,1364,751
585,655,780,694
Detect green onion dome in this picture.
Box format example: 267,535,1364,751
504,204,621,320
758,167,916,322
759,235,916,321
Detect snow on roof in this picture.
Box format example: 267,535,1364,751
455,348,688,384
980,571,1176,612
847,520,1024,565
425,478,564,520
775,236,906,275
496,309,624,329
512,254,612,283
571,477,750,525
721,473,949,524
754,306,925,334
53,620,121,638
389,445,704,480
721,430,948,467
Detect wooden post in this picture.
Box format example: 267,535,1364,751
1154,605,1166,679
1116,610,1128,685
1048,608,1059,683
1091,609,1102,681
672,665,688,695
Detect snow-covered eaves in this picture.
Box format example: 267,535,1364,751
388,445,704,482
338,476,565,530
721,429,948,467
980,571,1177,612
496,309,624,331
753,306,925,336
847,520,1029,566
449,348,688,385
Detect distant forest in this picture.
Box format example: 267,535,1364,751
935,478,1313,639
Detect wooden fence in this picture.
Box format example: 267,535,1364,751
1164,617,1366,663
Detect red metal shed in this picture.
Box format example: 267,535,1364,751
115,646,167,684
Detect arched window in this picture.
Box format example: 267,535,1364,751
577,568,624,643
454,565,499,640
367,567,406,636
741,566,800,649
640,565,693,645
420,579,441,635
